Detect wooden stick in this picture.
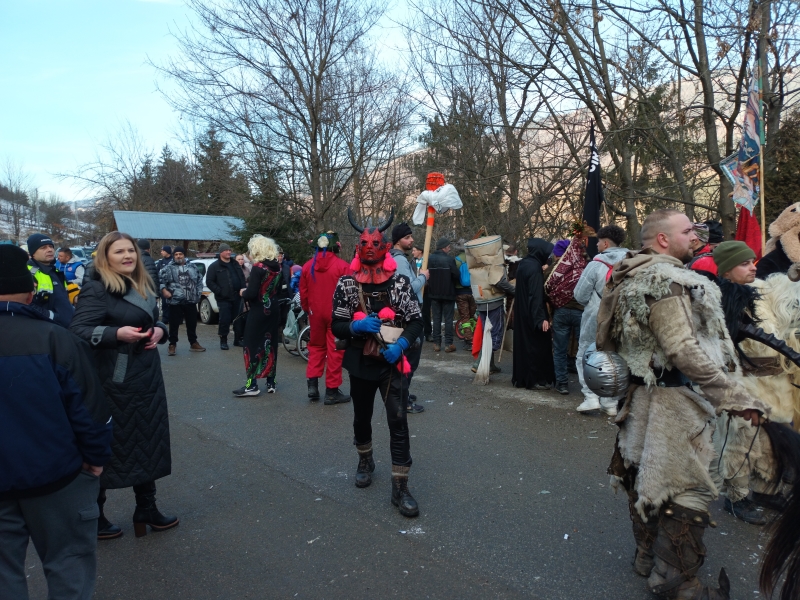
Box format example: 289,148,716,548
497,297,514,363
419,206,435,299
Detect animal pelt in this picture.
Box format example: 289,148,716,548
765,202,800,261
612,262,738,387
735,275,800,423
617,384,718,520
712,413,777,502
717,278,760,341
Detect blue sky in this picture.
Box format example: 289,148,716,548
0,0,191,199
1,0,411,201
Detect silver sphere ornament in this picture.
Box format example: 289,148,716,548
583,349,630,397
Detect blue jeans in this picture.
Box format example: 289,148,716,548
552,307,583,384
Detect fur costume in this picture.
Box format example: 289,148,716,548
714,274,800,501
598,250,772,520
764,203,800,259
758,202,800,279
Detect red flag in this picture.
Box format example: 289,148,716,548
735,207,762,260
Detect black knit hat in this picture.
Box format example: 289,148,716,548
0,245,35,295
27,233,54,256
705,220,724,244
137,239,151,250
436,236,451,250
391,223,413,245
173,246,186,255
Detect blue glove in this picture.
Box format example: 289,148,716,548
381,337,409,364
351,314,382,335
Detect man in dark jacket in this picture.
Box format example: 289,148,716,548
159,246,205,355
26,232,74,327
426,237,460,352
137,239,160,288
0,245,112,600
206,243,246,350
155,245,173,322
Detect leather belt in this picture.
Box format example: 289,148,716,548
630,368,687,388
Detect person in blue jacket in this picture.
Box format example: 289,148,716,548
0,244,112,600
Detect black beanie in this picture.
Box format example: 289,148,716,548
391,223,413,245
137,239,151,251
172,246,186,255
27,233,54,256
436,237,451,250
705,220,724,244
0,245,35,295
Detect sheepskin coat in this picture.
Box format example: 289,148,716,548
597,250,771,519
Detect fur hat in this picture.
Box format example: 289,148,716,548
766,202,800,262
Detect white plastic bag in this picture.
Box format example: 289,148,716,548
283,309,299,341
411,184,463,225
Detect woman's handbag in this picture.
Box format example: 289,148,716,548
357,284,404,359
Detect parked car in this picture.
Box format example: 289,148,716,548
70,247,90,264
191,258,220,324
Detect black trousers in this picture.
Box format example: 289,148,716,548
350,368,412,467
217,299,241,339
422,294,432,337
168,303,198,345
403,337,423,404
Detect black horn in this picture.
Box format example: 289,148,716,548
377,207,395,233
347,207,364,233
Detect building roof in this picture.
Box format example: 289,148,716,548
112,211,245,241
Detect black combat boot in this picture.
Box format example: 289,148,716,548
324,388,351,405
391,465,419,517
132,481,179,538
355,443,375,488
220,336,229,350
97,488,123,540
648,504,730,599
307,378,320,401
724,497,767,525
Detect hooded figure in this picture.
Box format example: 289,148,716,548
299,231,351,404
512,239,555,389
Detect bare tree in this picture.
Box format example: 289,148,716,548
157,0,412,231
0,159,33,243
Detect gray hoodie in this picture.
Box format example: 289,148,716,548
389,248,426,304
574,246,628,349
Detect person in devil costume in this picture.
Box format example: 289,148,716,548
330,208,423,517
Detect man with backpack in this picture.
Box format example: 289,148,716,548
573,225,628,414
390,223,428,414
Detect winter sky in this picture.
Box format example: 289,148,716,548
1,0,409,202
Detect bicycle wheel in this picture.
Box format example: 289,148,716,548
298,325,311,361
282,331,300,356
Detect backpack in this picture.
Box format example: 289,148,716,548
592,257,615,297
455,255,471,287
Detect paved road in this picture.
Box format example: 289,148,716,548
27,323,768,599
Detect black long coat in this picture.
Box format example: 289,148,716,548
70,276,171,489
512,239,556,389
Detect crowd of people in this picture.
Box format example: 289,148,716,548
5,201,800,599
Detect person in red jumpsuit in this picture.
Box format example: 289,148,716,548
300,232,352,404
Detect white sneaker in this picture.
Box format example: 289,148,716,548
576,397,601,412
600,401,618,416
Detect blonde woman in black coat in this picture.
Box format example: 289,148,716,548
70,232,178,539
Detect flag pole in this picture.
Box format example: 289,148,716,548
758,14,767,254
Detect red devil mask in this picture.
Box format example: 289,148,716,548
348,207,397,284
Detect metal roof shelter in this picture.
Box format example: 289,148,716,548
112,211,244,242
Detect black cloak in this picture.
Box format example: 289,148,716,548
512,239,556,388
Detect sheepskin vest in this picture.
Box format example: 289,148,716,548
611,262,738,388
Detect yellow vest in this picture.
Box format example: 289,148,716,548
28,265,66,297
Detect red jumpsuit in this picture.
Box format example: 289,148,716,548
300,251,351,388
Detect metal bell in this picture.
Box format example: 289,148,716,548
583,349,630,397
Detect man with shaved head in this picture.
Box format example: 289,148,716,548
596,209,769,599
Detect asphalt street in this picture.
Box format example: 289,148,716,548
26,323,770,599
